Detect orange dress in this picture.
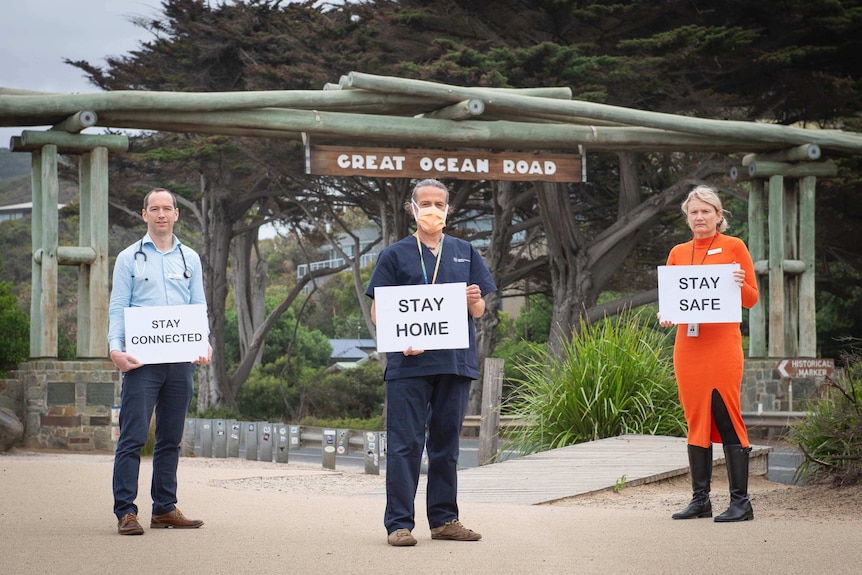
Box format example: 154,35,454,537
666,232,759,448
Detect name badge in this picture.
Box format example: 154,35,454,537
707,248,722,255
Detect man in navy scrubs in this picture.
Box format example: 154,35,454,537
366,178,497,546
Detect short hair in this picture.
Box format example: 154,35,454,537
143,188,178,211
681,185,729,232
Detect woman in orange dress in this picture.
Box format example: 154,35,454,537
659,185,759,522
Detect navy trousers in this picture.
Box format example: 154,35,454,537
384,373,471,534
112,363,195,519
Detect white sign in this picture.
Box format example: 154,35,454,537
657,264,741,324
124,303,209,364
374,282,468,353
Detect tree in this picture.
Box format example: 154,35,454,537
69,1,367,409
0,281,28,376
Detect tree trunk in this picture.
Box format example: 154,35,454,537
232,228,267,366
536,155,729,354
468,181,514,416
196,185,239,411
536,180,596,354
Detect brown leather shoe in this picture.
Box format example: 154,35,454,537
118,513,144,535
150,508,203,529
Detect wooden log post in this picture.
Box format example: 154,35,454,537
741,150,833,358
50,110,98,133
478,357,504,466
742,143,821,164
748,179,767,357
747,160,837,178
798,176,817,357
419,98,484,120
784,181,800,357
37,144,59,357
20,132,126,359
77,148,110,358
29,150,44,357
17,130,129,154
767,175,786,358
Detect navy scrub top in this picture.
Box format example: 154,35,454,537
366,234,497,381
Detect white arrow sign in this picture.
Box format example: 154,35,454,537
776,358,835,378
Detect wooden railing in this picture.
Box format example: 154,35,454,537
462,415,527,429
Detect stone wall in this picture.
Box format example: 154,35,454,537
742,358,825,413
0,373,24,418
16,360,121,451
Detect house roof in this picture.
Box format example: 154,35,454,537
329,338,377,360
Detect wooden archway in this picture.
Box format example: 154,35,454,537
4,72,860,360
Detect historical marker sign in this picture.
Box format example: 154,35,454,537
776,358,835,378
306,144,583,182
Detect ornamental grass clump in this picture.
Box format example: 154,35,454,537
505,309,686,455
790,349,862,486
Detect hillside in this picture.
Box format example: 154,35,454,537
0,148,79,205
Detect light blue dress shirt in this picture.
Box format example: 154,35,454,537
108,233,207,354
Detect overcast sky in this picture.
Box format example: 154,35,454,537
0,0,162,148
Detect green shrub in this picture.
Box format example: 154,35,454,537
237,366,302,422
505,308,686,455
196,406,240,420
0,281,28,376
790,349,862,486
236,360,384,423
302,361,384,420
298,415,384,431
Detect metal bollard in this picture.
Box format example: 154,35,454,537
289,425,301,451
198,419,213,458
336,428,350,456
182,418,196,457
243,422,258,461
258,422,274,462
275,424,289,464
322,429,336,470
227,420,240,458
213,419,227,458
364,431,380,475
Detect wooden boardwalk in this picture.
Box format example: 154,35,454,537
422,434,771,506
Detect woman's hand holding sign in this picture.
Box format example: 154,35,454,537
732,263,745,287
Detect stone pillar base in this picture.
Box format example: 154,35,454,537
18,359,120,451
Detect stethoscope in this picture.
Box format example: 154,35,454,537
133,239,191,279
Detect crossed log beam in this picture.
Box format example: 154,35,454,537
3,71,862,155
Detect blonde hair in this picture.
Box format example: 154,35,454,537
681,185,728,232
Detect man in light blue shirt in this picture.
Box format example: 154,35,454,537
108,188,211,535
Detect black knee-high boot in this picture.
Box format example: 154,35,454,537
714,444,754,522
672,444,712,519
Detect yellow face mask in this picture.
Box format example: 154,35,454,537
412,201,447,234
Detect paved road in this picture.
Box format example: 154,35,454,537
283,437,504,470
